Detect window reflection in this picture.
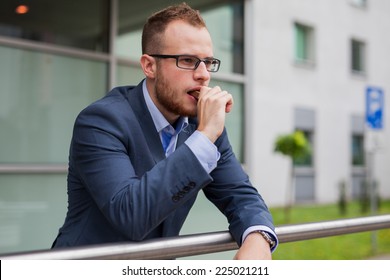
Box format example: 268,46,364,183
0,0,109,51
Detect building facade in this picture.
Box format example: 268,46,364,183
245,0,390,207
0,0,389,255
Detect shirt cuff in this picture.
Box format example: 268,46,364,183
185,131,220,173
242,225,279,253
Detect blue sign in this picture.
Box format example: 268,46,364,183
366,86,384,130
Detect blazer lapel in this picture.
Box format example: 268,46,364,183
125,81,166,163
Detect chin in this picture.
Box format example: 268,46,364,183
180,108,197,118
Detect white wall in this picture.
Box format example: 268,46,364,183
245,0,390,206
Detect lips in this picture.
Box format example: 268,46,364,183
187,87,201,101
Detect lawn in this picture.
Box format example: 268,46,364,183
270,199,390,259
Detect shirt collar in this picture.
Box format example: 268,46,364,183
142,80,188,134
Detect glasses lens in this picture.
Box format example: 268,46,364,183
176,55,220,72
204,59,220,72
177,56,198,69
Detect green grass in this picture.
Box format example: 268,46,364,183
270,199,390,260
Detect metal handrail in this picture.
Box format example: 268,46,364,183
1,214,390,260
0,164,67,174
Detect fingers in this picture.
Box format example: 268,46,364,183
225,95,233,113
199,86,234,112
196,86,234,143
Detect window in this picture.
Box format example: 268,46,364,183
293,130,314,167
293,108,316,167
350,0,367,8
0,0,109,51
351,115,365,166
0,46,107,163
0,44,107,254
352,134,365,165
293,129,315,202
351,39,366,73
350,115,366,199
203,3,244,74
293,108,316,202
294,22,315,64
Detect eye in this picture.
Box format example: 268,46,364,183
203,59,212,66
179,56,197,65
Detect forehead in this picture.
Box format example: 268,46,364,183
162,20,213,56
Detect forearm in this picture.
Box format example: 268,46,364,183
234,231,272,260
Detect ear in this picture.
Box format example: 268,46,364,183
140,54,156,79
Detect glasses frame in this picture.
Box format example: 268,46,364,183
149,54,221,72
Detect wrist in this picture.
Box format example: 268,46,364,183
197,128,218,143
253,231,276,249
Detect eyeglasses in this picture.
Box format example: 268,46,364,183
149,54,221,72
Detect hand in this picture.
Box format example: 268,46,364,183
196,86,233,143
233,232,272,260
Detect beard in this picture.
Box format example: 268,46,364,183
154,70,197,118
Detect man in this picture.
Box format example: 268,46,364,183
52,3,277,259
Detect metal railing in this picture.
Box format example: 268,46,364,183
1,214,390,260
0,164,67,174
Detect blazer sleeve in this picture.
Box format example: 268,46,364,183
202,128,275,246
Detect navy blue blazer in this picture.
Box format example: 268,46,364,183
52,80,275,248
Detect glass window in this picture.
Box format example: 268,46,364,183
293,128,315,202
293,130,314,167
0,45,107,163
294,23,315,63
203,3,244,74
0,0,109,52
210,80,244,162
115,30,142,61
116,63,145,86
352,134,365,165
350,0,367,8
0,174,67,254
294,108,315,167
351,39,366,73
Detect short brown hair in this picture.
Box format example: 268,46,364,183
141,2,206,54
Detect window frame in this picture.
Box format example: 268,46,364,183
294,22,315,66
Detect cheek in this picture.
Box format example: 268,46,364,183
165,75,188,94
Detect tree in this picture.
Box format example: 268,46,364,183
274,130,311,223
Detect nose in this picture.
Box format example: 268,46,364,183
193,61,210,81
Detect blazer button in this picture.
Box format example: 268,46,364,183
188,181,196,188
172,195,180,202
178,190,186,197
